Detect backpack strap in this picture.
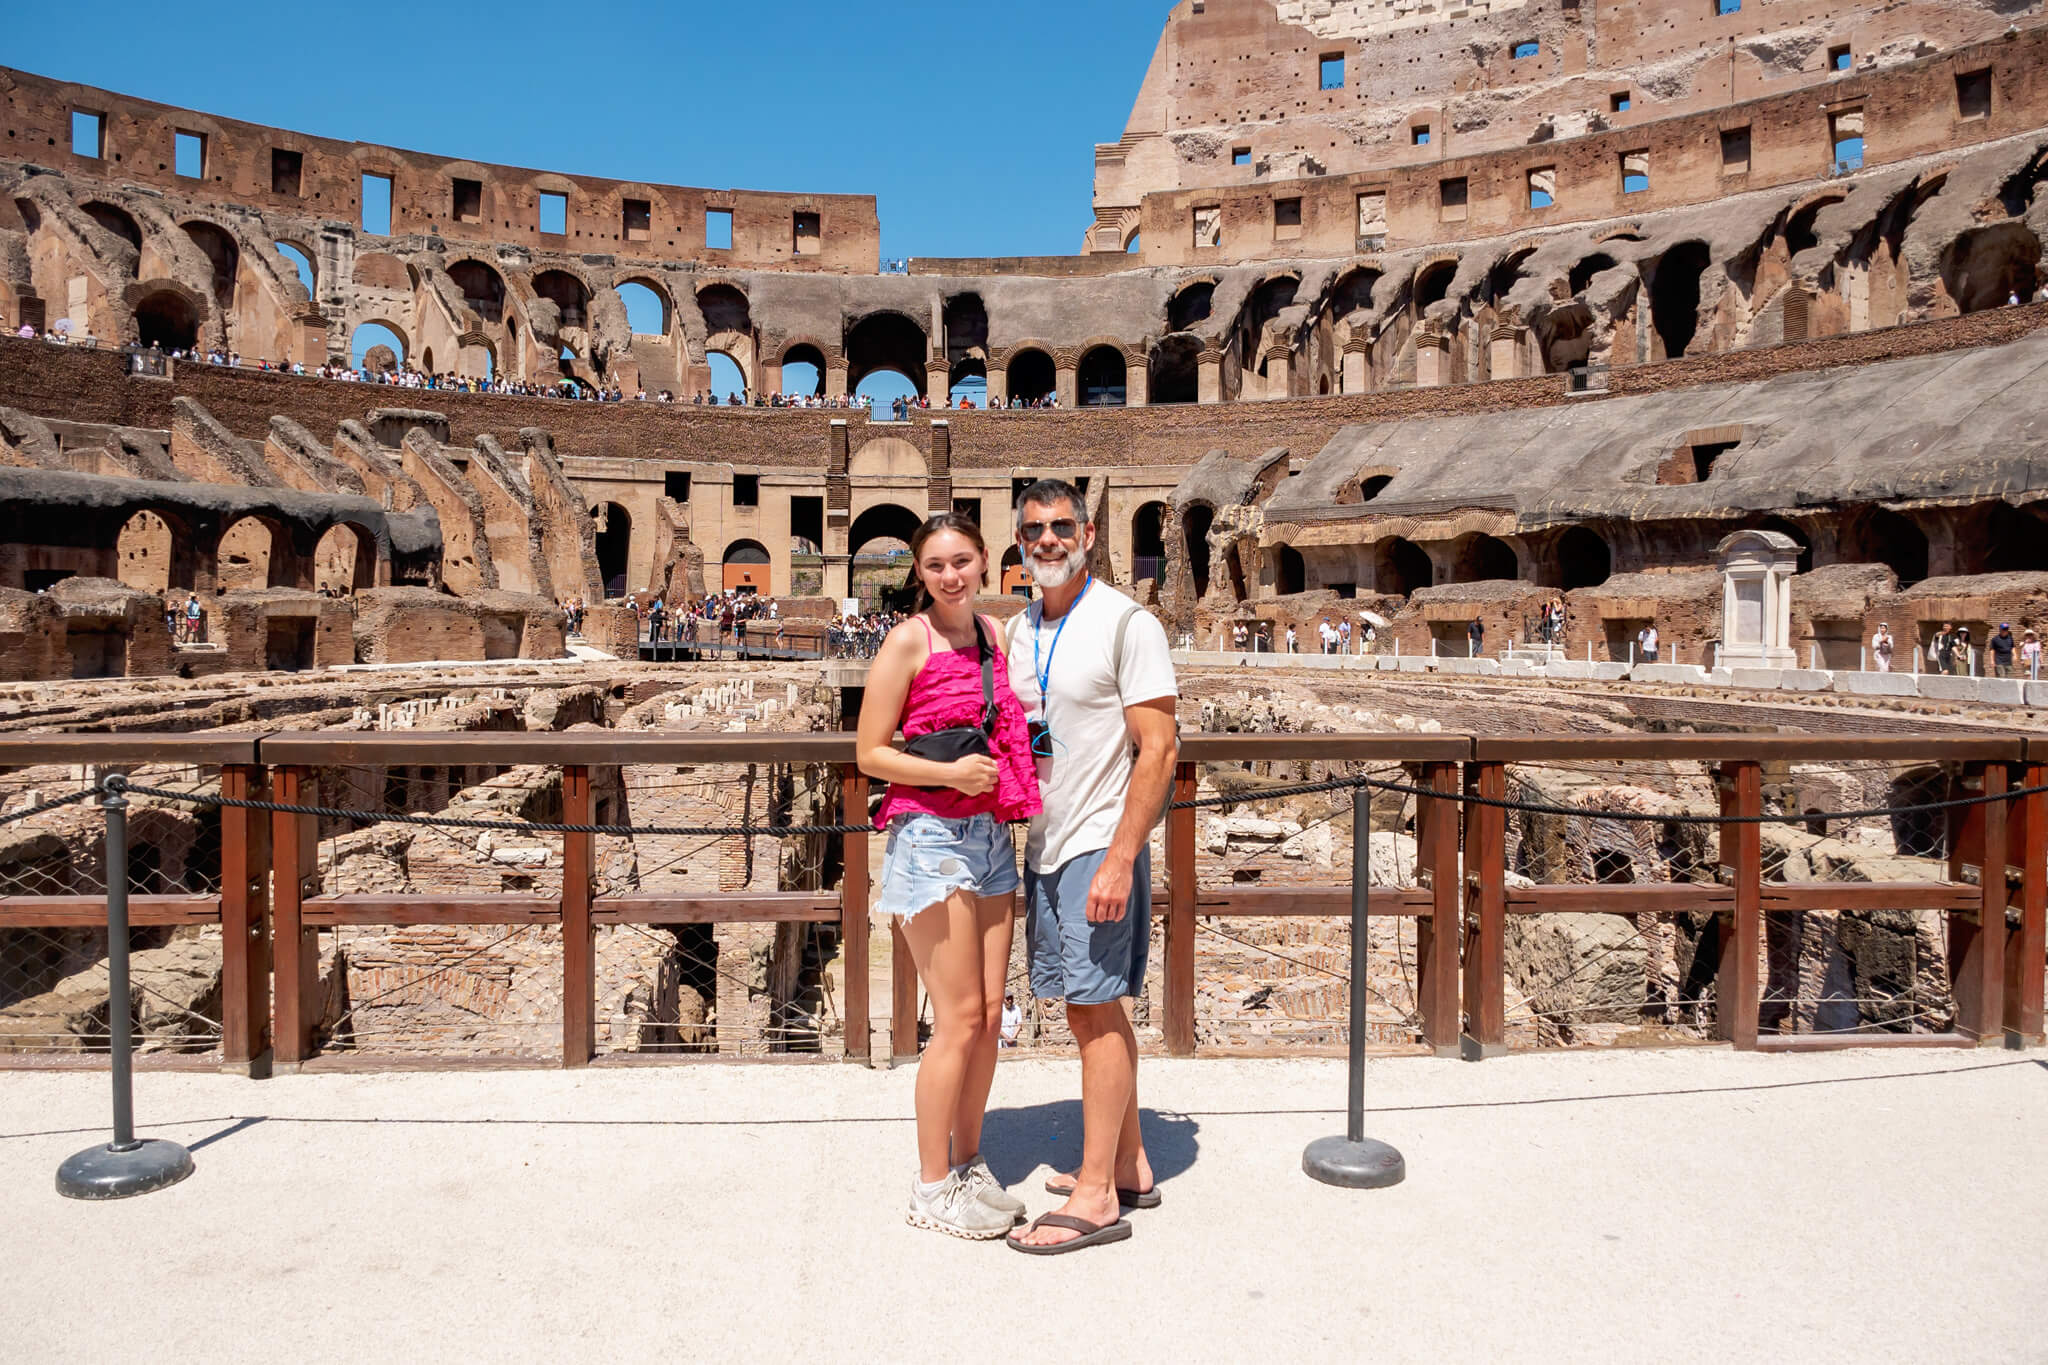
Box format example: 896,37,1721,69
1110,603,1142,708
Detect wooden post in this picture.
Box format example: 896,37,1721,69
1951,762,2008,1044
1462,761,1507,1057
839,766,871,1062
269,765,319,1066
2008,763,2045,1047
217,763,271,1070
890,919,920,1064
1417,761,1462,1057
560,764,594,1067
1164,760,1198,1057
1714,761,1762,1049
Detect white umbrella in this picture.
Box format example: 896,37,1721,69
1359,610,1390,628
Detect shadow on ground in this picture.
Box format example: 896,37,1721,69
979,1101,1200,1189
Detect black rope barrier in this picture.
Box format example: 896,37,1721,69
0,789,97,827
92,770,2048,839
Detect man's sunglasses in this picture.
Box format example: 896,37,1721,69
1018,519,1081,543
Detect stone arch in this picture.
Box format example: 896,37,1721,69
592,501,632,596
1006,346,1057,405
273,239,317,295
721,538,772,594
1182,502,1216,599
315,520,379,593
1167,278,1217,332
1410,256,1459,314
350,251,409,291
1980,503,2048,574
533,269,592,329
1554,526,1611,590
1328,265,1381,320
1487,245,1538,303
1783,192,1846,258
697,282,751,337
845,311,928,393
349,318,409,370
80,200,141,249
1568,252,1618,296
1131,501,1168,582
1941,221,2041,314
115,508,186,592
218,513,308,591
1374,536,1433,596
448,259,506,323
615,275,672,335
1076,344,1128,407
1848,507,1929,587
1274,543,1306,595
847,502,926,559
1148,334,1202,405
1447,532,1518,584
1648,241,1713,359
178,220,240,312
130,283,202,350
779,339,829,396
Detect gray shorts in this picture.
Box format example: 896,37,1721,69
1025,845,1151,1005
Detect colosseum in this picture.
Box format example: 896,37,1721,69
1,1,2044,1072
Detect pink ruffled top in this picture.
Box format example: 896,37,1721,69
873,616,1042,829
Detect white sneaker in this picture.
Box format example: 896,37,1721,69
957,1155,1027,1223
907,1171,1014,1240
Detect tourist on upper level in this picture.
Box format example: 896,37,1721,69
1638,624,1659,664
1468,618,1485,658
1872,623,1894,672
1991,623,2017,677
1004,478,1177,1255
2022,630,2041,677
857,512,1040,1242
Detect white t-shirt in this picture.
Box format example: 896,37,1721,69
1006,580,1177,873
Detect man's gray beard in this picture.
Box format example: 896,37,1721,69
1028,552,1080,590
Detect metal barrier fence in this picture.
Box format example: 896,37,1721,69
1,732,2041,1071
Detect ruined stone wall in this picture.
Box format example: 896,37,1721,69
0,67,877,275
1094,1,2044,255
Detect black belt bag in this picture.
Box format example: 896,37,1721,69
900,618,998,787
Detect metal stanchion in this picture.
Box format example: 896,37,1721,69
1302,783,1405,1190
56,775,194,1200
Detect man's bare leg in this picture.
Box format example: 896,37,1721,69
1011,999,1132,1247
1047,1001,1153,1194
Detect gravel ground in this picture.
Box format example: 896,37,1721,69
3,1048,2042,1363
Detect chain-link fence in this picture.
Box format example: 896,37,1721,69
0,763,224,1055
298,758,845,1060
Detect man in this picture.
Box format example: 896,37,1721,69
1638,623,1659,664
1872,622,1894,673
999,993,1022,1048
1932,623,1956,676
182,593,203,644
1467,618,1485,659
1991,623,2016,678
1005,479,1177,1254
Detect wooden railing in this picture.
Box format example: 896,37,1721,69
0,732,2041,1069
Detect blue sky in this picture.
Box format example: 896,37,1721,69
7,0,1168,263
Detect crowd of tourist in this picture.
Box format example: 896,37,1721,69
827,611,906,659
638,589,780,647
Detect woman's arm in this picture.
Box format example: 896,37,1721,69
855,623,999,795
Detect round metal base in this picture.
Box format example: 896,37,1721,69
1302,1135,1405,1189
56,1139,194,1201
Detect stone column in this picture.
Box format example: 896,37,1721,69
926,356,952,408
822,554,851,602
1198,347,1224,405
826,360,849,400
1717,530,1800,669
1488,325,1524,381
1415,333,1450,388
986,362,1009,409
1341,341,1369,395
1262,347,1292,400
1123,348,1148,407
760,359,783,396
1055,352,1078,409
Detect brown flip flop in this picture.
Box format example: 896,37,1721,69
1006,1212,1133,1255
1042,1177,1162,1209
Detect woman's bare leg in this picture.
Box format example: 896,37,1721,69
897,888,990,1184
949,892,1014,1164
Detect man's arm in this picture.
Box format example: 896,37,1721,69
1085,698,1179,924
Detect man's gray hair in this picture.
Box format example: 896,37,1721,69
1012,478,1091,532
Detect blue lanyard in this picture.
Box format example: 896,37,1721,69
1031,576,1093,713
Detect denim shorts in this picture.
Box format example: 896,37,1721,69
875,812,1021,920
1025,845,1151,1005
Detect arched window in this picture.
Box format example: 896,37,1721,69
350,322,407,371
1076,346,1127,407
1006,349,1056,406
617,280,670,336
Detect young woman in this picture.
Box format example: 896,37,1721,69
857,513,1041,1240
